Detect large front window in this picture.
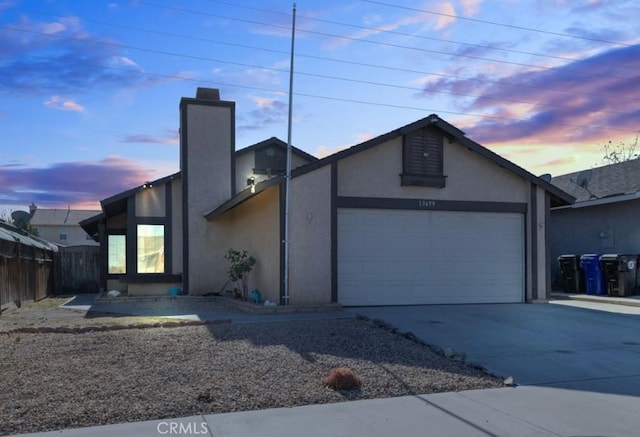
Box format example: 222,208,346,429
108,234,126,274
137,224,164,273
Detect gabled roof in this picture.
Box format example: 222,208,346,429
207,114,574,218
236,137,318,163
100,172,181,218
291,115,572,206
30,209,101,227
551,159,640,206
95,139,315,222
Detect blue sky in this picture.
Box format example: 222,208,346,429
1,0,638,212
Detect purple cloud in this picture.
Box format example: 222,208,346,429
422,45,640,145
120,130,179,145
237,98,288,132
0,157,155,208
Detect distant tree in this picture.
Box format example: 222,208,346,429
600,135,639,165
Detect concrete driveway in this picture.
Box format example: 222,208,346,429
345,303,640,396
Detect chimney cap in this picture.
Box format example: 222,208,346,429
196,88,220,101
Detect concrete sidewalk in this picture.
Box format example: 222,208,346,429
11,386,640,437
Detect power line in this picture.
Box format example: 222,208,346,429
132,1,636,82
3,4,636,105
2,23,635,117
361,0,636,48
2,49,636,138
201,0,624,69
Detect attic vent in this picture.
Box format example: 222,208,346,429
255,146,286,175
401,127,446,187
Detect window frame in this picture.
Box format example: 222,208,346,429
107,231,127,275
136,223,166,274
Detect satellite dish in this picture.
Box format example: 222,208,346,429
576,169,592,188
11,210,31,228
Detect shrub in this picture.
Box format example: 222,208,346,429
224,249,256,301
324,367,362,391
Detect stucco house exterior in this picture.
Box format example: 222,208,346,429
82,87,573,306
30,206,100,247
549,159,640,289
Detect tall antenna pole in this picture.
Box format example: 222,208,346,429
283,3,296,305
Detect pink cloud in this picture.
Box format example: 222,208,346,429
120,130,179,146
422,45,640,147
44,96,85,112
0,157,157,208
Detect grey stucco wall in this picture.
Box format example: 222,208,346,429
171,178,182,276
336,135,546,302
549,199,640,289
210,186,281,303
337,136,529,202
288,165,332,304
135,183,166,217
182,101,234,294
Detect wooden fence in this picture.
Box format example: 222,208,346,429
0,237,53,308
53,245,101,295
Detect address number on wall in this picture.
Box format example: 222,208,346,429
417,200,436,208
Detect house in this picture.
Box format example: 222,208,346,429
549,159,640,289
29,205,100,247
81,87,573,305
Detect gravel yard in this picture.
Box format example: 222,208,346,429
0,317,503,436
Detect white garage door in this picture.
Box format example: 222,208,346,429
338,209,524,306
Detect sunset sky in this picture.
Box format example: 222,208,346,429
1,0,638,212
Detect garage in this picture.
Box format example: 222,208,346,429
337,208,524,306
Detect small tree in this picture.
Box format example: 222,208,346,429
600,135,639,165
224,249,256,301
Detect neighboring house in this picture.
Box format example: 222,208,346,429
549,159,640,289
30,207,101,247
81,87,573,305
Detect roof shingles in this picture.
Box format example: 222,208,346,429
550,159,640,203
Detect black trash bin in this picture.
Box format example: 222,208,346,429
600,254,639,297
558,255,584,293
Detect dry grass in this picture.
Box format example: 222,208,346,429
324,367,362,390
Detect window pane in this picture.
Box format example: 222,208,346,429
137,224,164,273
108,235,126,274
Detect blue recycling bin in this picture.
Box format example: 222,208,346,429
580,254,606,295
